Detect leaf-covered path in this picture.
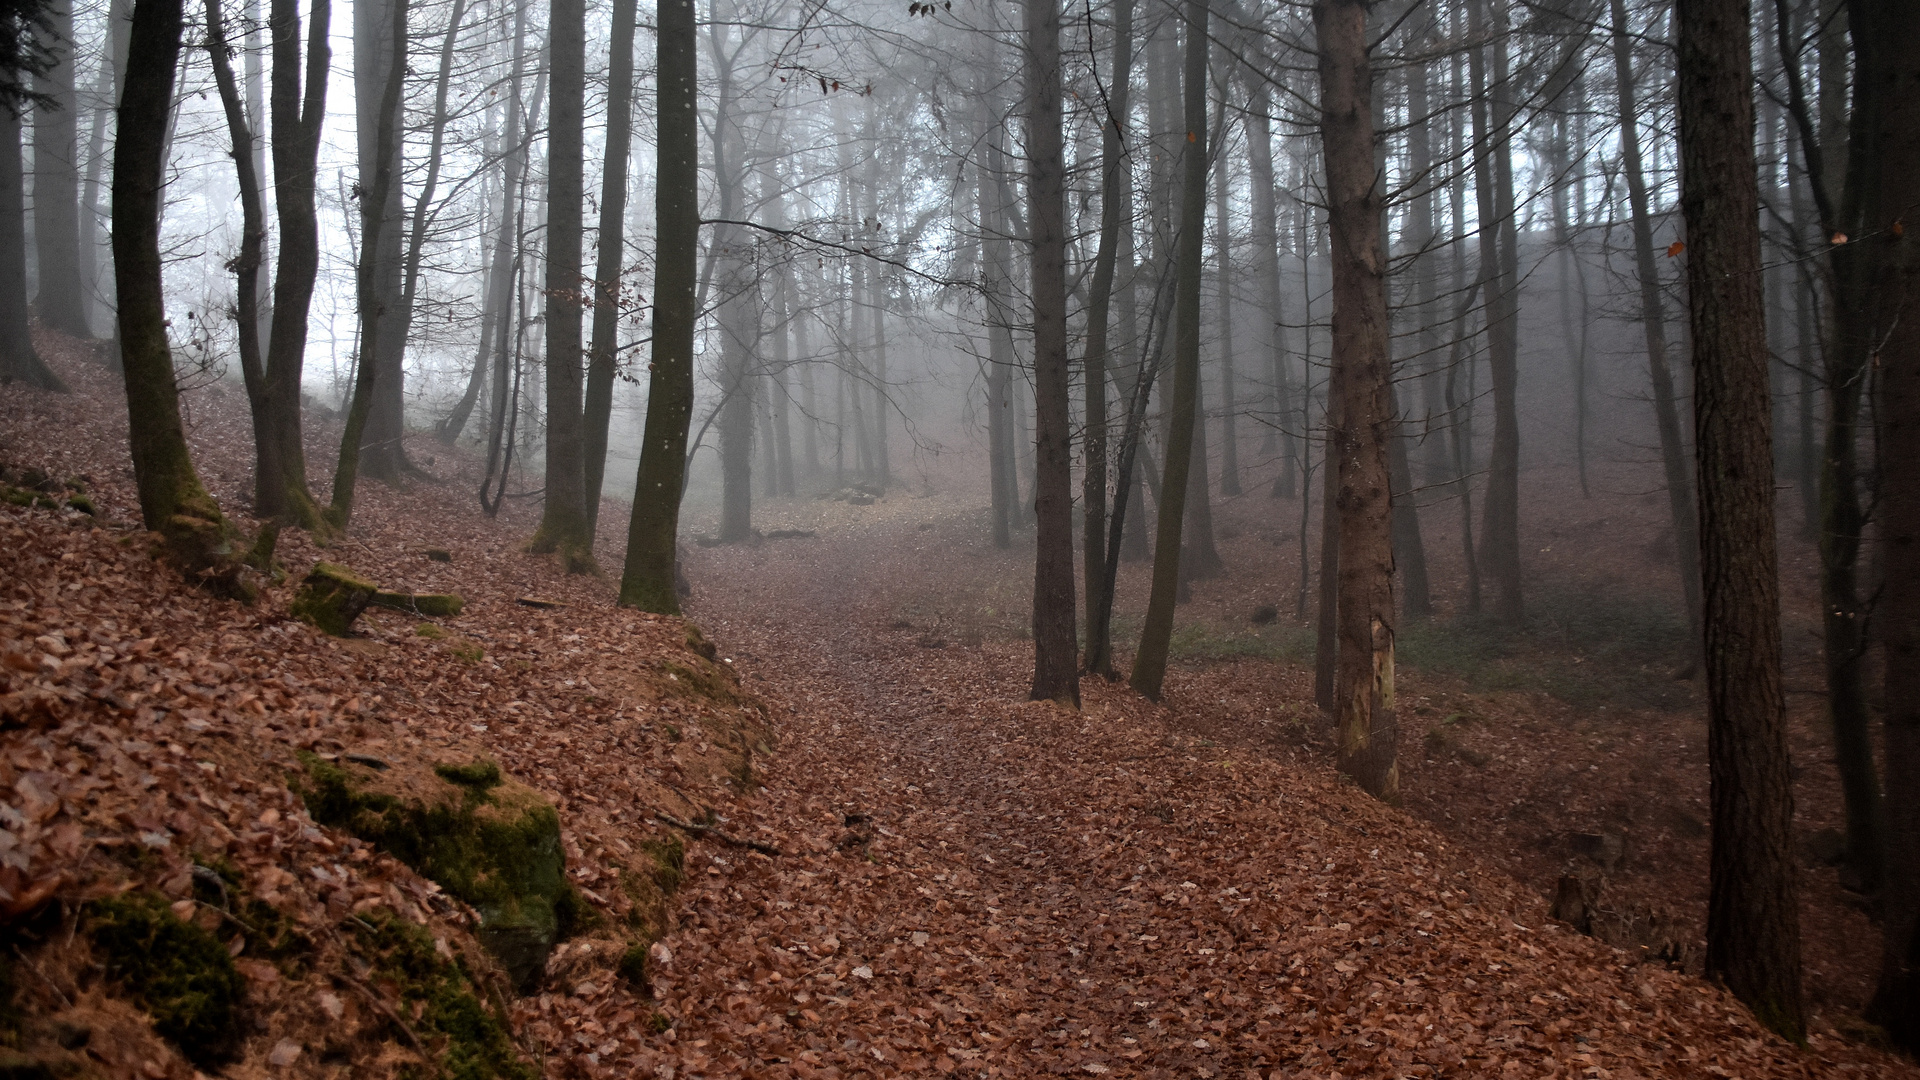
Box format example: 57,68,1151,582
613,502,1895,1079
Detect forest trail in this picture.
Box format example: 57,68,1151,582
596,501,1895,1078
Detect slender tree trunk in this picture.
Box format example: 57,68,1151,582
1215,116,1242,498
1,110,62,389
475,2,529,509
355,0,410,481
1677,0,1804,1040
581,0,637,536
983,116,1016,549
527,0,595,571
253,0,330,534
1610,0,1704,643
1246,78,1297,499
1081,0,1133,677
1131,0,1208,702
203,0,270,517
618,0,697,612
1470,0,1522,623
32,0,88,337
113,0,246,589
1389,385,1432,618
328,0,408,530
1026,0,1078,705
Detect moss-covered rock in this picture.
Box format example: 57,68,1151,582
84,890,245,1068
291,561,378,635
349,912,534,1080
294,754,570,990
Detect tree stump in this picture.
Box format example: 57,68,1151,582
290,562,377,635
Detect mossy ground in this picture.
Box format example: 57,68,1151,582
294,754,571,988
350,913,534,1080
84,891,245,1068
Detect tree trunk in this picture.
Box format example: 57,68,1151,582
113,0,246,590
328,0,408,530
1470,0,1522,623
1,109,62,389
581,0,637,537
983,114,1017,549
1389,385,1432,618
354,0,409,482
1610,0,1704,644
1676,0,1805,1040
203,0,269,520
618,0,697,613
1245,78,1297,500
32,0,88,337
1130,0,1207,702
527,0,595,571
1315,0,1396,803
1858,0,1920,1050
1026,0,1078,706
1081,0,1134,677
1214,118,1241,498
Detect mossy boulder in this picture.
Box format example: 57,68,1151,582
84,890,245,1067
294,753,571,990
291,561,378,635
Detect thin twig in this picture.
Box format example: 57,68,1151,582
654,812,783,857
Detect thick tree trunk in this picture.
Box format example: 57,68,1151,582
1610,0,1703,644
713,10,756,544
32,0,88,337
1315,0,1396,803
583,0,638,537
1860,0,1920,1051
113,0,246,591
1027,0,1078,706
1130,0,1207,702
618,0,697,613
527,0,595,571
1676,0,1805,1041
1081,0,1133,677
1,110,62,390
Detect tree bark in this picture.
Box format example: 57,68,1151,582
1214,115,1241,498
354,0,409,481
1130,0,1207,702
1470,0,1522,623
618,0,696,613
1610,0,1704,644
1315,0,1396,802
1860,0,1920,1051
527,0,595,572
1245,78,1297,500
1081,0,1133,677
31,0,88,337
113,0,247,590
1027,0,1078,706
582,0,638,536
1,108,62,389
328,0,408,530
1676,0,1805,1040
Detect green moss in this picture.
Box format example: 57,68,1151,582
616,944,648,987
63,495,95,516
640,834,684,892
417,624,447,640
371,591,465,618
294,755,568,989
291,562,379,635
85,891,244,1067
434,760,503,790
451,642,484,664
350,913,534,1080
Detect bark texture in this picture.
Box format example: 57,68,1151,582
618,0,697,613
1676,0,1804,1040
1315,0,1397,803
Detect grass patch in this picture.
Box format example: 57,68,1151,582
349,913,534,1080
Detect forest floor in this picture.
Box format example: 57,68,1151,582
0,331,1910,1079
